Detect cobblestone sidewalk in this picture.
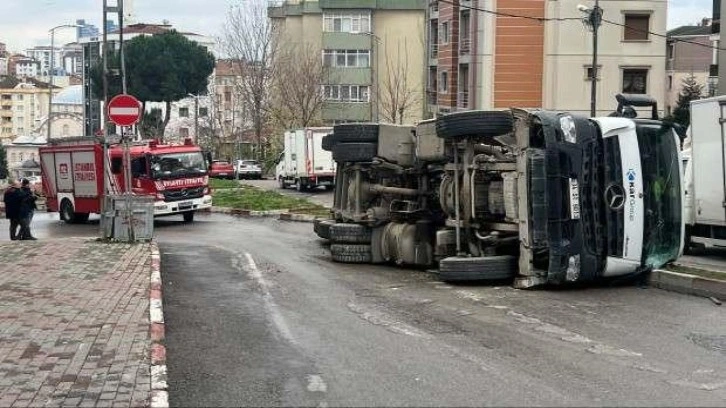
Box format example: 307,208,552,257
0,238,156,407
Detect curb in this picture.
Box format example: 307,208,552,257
650,269,726,302
205,206,319,223
149,241,169,408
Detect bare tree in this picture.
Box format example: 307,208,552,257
269,43,330,129
378,37,422,125
221,0,275,161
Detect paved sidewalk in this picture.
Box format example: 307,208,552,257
0,238,161,408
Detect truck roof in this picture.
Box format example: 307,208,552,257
42,137,201,155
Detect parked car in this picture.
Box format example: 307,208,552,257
234,159,263,180
209,160,235,179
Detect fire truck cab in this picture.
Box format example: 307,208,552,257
40,137,213,223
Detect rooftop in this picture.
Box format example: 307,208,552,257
668,25,713,37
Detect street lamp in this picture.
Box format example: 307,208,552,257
47,24,80,142
578,2,603,117
363,32,381,122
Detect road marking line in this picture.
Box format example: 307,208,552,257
306,375,328,392
244,252,296,344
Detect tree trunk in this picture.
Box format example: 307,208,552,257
162,100,171,143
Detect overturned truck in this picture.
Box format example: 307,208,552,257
315,98,684,288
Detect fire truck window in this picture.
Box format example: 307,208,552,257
111,158,123,174
131,157,147,177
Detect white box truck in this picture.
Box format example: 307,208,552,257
275,127,336,191
684,95,726,250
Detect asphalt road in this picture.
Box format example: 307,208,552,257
8,212,726,406
242,178,335,208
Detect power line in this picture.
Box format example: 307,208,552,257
435,0,726,52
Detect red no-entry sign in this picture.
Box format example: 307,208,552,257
108,94,141,127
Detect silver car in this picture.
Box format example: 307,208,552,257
234,159,263,180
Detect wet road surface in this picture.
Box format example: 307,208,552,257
9,212,726,406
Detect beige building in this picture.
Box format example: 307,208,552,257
269,0,427,125
665,24,713,115
0,77,57,144
428,0,667,117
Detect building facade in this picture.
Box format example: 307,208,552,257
269,0,427,125
427,0,668,117
665,23,713,115
0,78,56,144
15,58,40,77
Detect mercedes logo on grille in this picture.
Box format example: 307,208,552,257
180,188,188,197
604,183,625,211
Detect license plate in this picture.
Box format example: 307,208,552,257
219,172,228,176
569,178,580,220
178,201,193,208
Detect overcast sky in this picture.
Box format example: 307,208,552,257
0,0,715,53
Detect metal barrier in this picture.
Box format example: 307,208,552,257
101,195,155,241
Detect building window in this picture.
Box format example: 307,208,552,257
623,14,650,41
668,75,673,90
179,107,189,117
460,11,471,54
585,65,602,81
441,21,450,44
15,95,23,101
439,71,448,93
16,105,23,111
62,124,69,136
622,68,648,94
323,11,371,34
667,42,675,60
224,92,231,103
199,107,208,117
323,50,370,68
179,127,190,138
322,85,370,102
11,153,17,162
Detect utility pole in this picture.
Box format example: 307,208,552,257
579,1,603,117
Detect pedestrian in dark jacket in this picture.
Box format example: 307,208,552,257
3,180,23,240
19,179,37,240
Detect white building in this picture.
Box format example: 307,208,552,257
15,58,40,77
25,43,82,76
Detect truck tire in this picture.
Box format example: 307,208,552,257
436,110,513,140
60,199,88,224
183,211,195,222
438,255,517,282
330,223,371,244
334,123,379,143
331,244,372,263
314,219,335,240
332,143,377,163
322,133,335,151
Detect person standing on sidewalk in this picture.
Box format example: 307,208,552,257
3,180,23,240
18,179,37,240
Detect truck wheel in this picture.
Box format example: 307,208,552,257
183,211,195,223
60,199,75,224
296,180,307,192
330,223,371,244
438,255,517,282
332,143,377,163
314,219,335,240
279,177,286,189
436,110,513,140
322,133,335,151
331,244,372,263
333,124,379,143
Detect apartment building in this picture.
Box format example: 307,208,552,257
269,0,427,124
0,78,56,144
427,0,667,117
666,23,713,115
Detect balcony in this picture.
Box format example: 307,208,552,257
430,43,438,59
457,91,469,109
460,37,471,55
427,89,437,105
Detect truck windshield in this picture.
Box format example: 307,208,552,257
637,122,682,268
151,152,207,179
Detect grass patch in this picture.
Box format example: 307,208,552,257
212,184,330,217
209,178,241,189
666,264,726,281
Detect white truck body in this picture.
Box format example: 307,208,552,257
275,127,336,191
685,96,726,248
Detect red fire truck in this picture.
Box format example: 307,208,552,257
39,137,213,223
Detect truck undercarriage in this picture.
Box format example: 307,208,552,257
315,105,683,288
